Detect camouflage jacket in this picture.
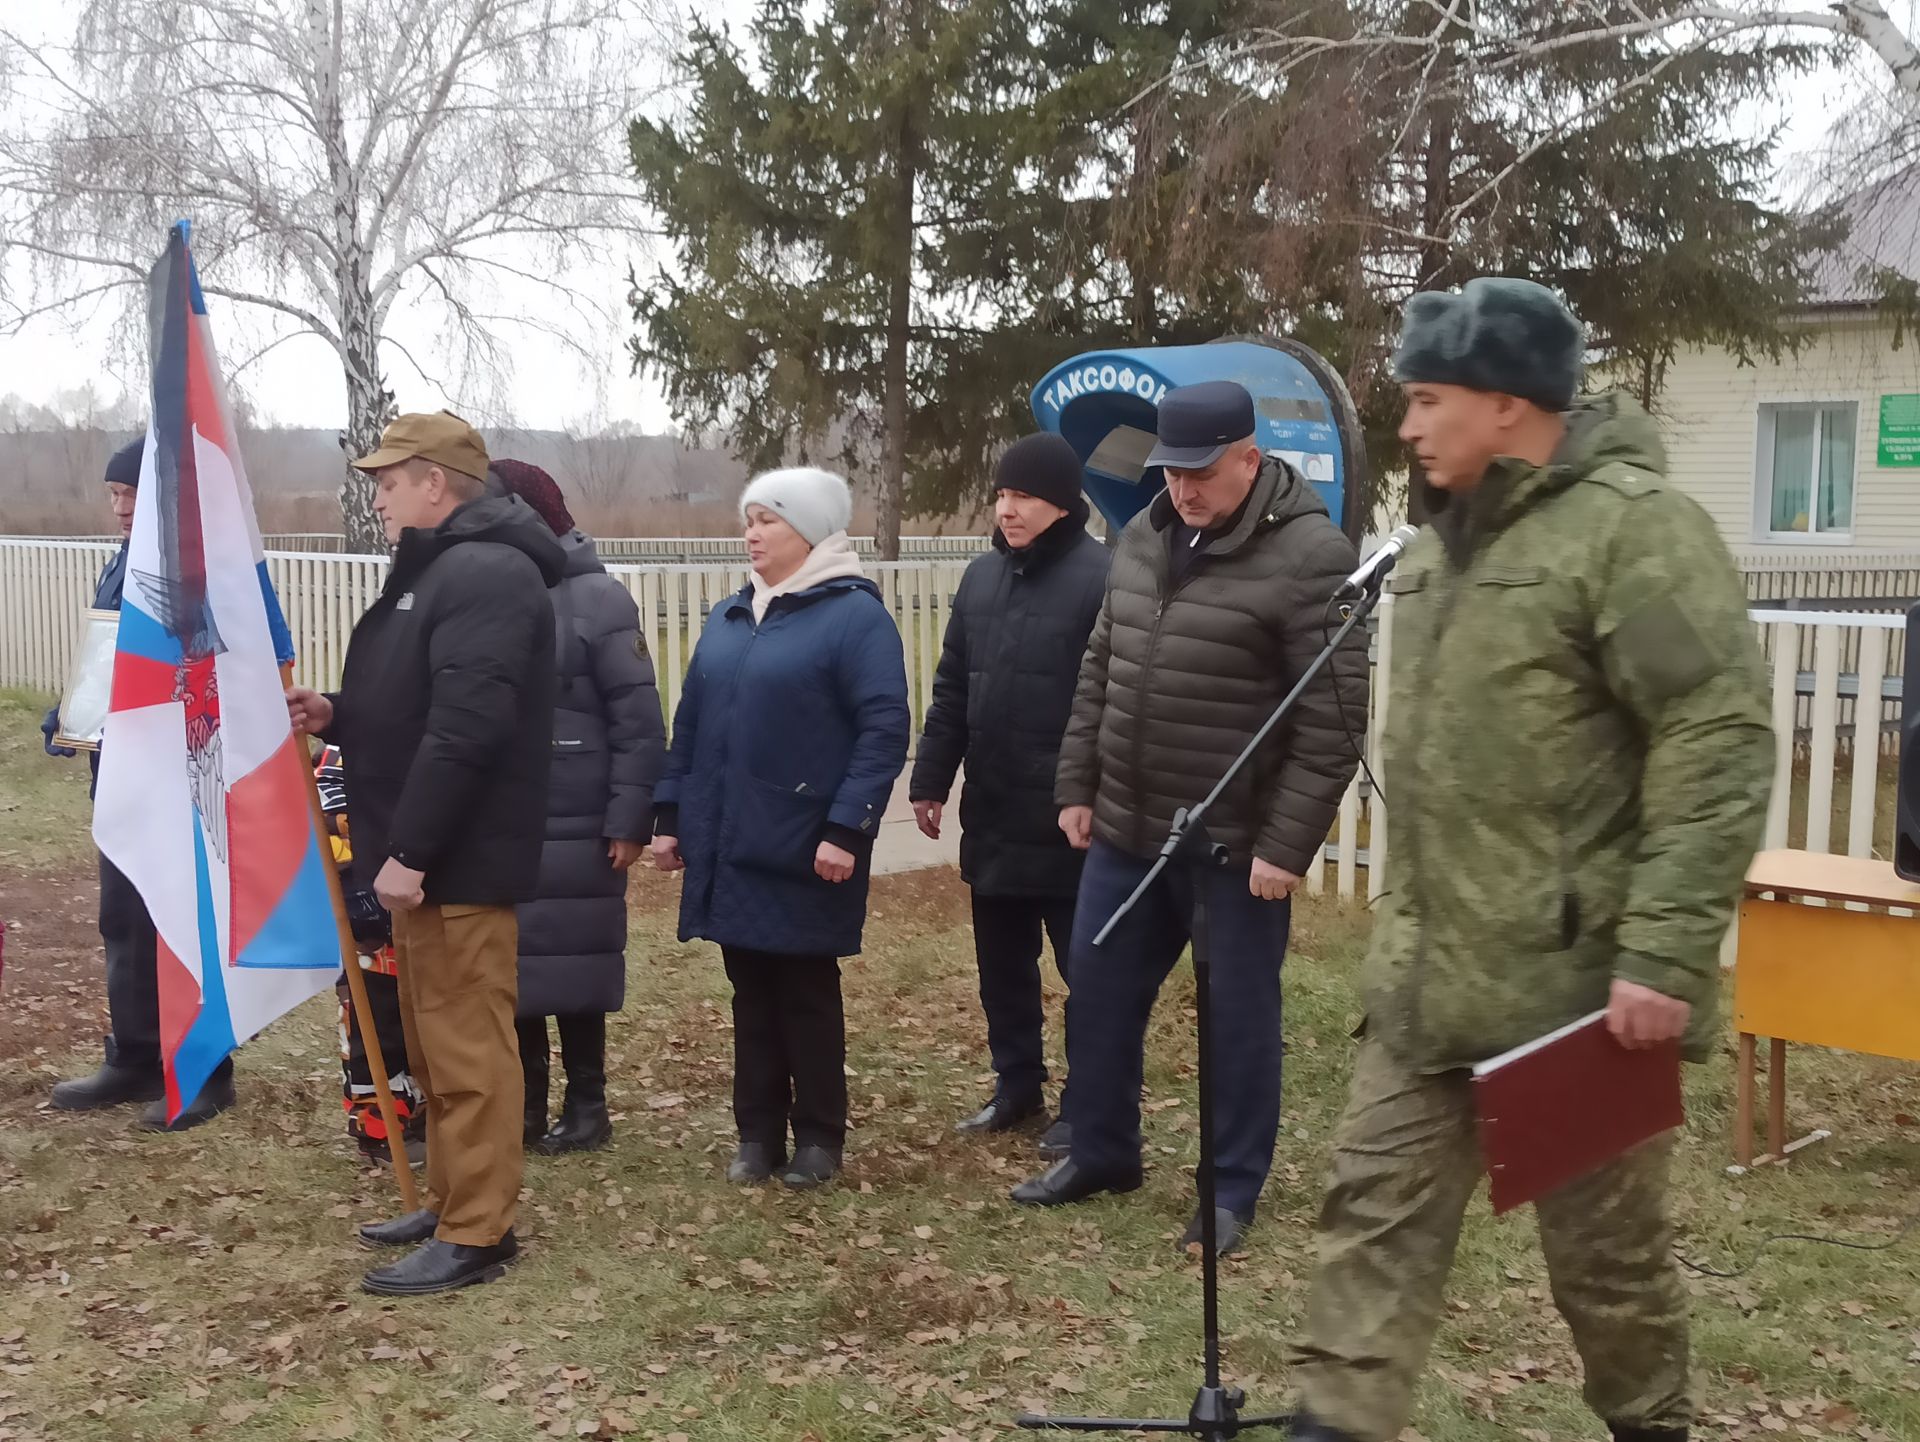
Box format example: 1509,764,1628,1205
1366,392,1774,1072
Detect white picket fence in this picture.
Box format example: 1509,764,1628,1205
0,536,1906,898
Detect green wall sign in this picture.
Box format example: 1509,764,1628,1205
1880,393,1920,467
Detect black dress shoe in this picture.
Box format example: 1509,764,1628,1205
51,1060,165,1111
1609,1427,1688,1442
1289,1408,1361,1441
357,1209,441,1248
1037,1117,1072,1160
726,1142,787,1184
536,1095,612,1154
781,1145,841,1190
361,1234,518,1296
1010,1157,1143,1207
955,1092,1046,1134
1178,1206,1250,1257
135,1070,236,1132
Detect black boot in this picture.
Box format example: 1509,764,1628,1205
538,1013,612,1154
135,1062,235,1132
516,1017,550,1147
52,1049,164,1110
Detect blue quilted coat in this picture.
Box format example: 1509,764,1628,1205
655,577,910,958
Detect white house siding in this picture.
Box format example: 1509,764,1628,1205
1652,313,1920,550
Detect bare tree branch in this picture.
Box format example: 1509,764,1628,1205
0,0,672,548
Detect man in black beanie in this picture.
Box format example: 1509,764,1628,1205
910,433,1110,1145
43,435,239,1130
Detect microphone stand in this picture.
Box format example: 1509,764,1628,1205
1015,577,1387,1442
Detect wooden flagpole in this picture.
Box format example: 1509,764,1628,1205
285,666,420,1214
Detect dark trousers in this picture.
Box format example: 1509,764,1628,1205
1065,840,1291,1219
722,947,847,1152
970,892,1074,1102
98,852,161,1070
98,852,234,1088
516,1013,607,1097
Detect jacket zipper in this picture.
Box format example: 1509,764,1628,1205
1400,552,1467,1056
1131,559,1196,856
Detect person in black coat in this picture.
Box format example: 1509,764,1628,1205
489,460,665,1156
45,436,239,1132
287,410,562,1298
909,434,1109,1149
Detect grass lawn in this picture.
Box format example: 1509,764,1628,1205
0,688,1916,1442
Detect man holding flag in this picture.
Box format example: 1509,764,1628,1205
287,410,563,1297
47,436,238,1131
90,225,344,1141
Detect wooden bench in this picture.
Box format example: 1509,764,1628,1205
1733,849,1920,1169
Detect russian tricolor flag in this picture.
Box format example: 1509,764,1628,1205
93,223,339,1121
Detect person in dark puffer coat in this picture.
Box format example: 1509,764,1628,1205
489,460,665,1156
651,467,910,1193
909,434,1109,1150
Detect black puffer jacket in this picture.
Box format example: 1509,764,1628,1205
1055,457,1368,872
326,496,563,905
516,531,665,1017
910,511,1110,897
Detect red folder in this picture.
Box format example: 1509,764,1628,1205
1472,1009,1684,1216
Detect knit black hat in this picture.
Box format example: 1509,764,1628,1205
103,437,144,487
994,432,1085,513
1394,278,1583,412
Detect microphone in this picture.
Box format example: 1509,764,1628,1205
1333,524,1421,600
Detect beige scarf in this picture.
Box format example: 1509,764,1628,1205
749,531,865,622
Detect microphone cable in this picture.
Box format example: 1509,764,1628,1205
1678,1206,1919,1281
1321,593,1387,813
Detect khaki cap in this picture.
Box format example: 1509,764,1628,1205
351,410,490,479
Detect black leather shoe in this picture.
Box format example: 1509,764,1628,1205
1289,1408,1361,1441
361,1234,517,1296
1037,1117,1071,1159
955,1092,1046,1134
1010,1157,1143,1207
781,1145,842,1190
1178,1206,1250,1257
135,1070,236,1132
726,1142,787,1184
52,1058,165,1111
357,1209,441,1248
536,1094,612,1154
1609,1427,1688,1442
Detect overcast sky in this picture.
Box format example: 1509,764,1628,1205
0,10,1882,434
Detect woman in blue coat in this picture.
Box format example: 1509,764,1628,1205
650,468,909,1190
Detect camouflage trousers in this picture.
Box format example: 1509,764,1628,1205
1288,1038,1697,1440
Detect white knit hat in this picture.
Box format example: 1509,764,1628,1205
739,467,853,547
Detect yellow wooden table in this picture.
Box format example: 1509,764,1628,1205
1733,850,1920,1168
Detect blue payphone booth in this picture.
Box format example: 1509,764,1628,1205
1029,336,1366,539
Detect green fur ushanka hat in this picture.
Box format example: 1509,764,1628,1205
1393,277,1584,412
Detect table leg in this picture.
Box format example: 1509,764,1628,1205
1768,1037,1787,1160
1735,1032,1755,1169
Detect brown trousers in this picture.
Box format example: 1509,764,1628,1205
392,903,523,1246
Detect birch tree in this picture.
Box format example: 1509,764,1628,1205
0,0,666,550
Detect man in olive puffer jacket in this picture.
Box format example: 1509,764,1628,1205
1010,380,1368,1257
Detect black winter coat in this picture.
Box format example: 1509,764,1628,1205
909,513,1110,897
326,496,563,906
1056,457,1368,873
515,531,665,1017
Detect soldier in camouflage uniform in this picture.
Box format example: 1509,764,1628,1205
1286,278,1775,1442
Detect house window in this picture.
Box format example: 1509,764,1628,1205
1757,402,1857,539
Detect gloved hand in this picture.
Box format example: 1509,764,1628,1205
41,708,77,759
